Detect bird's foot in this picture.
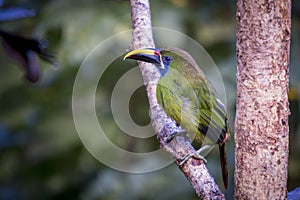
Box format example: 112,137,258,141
179,145,213,166
165,129,188,143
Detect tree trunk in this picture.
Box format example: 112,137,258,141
234,0,291,199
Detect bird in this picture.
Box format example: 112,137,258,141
124,47,230,189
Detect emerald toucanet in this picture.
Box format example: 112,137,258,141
124,47,229,189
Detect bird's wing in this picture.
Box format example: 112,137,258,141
196,89,229,144
157,78,228,145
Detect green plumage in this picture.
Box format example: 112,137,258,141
156,47,229,145
124,47,230,189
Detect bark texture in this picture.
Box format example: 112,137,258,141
235,0,291,199
129,0,224,199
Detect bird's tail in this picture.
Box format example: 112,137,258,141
219,143,228,189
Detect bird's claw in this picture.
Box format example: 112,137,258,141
179,145,213,166
165,129,188,143
179,152,207,166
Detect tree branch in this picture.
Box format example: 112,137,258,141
129,0,224,199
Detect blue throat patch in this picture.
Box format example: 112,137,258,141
158,64,169,77
158,55,172,77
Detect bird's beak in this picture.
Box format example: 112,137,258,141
124,48,162,65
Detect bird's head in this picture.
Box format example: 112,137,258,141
124,48,175,76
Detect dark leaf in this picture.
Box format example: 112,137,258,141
0,30,57,82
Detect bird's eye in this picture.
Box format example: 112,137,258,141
162,56,172,65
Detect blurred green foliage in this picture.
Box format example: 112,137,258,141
0,0,299,199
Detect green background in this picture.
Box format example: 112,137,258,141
0,0,299,199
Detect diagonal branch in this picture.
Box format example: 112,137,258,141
128,0,224,199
